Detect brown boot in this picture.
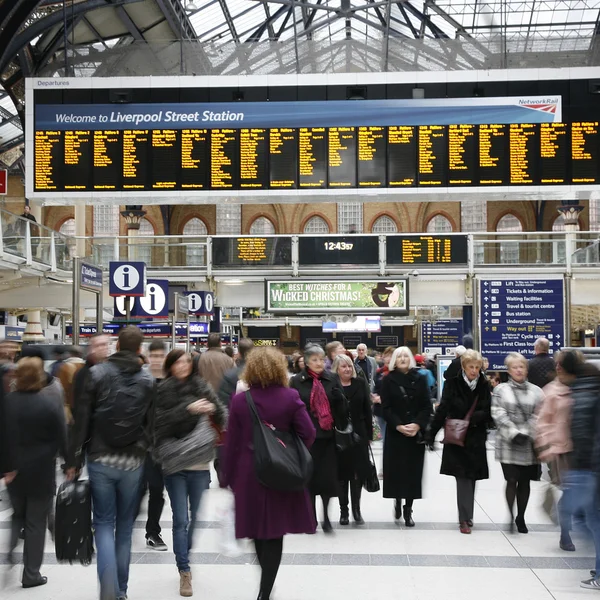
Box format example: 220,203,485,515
179,571,192,597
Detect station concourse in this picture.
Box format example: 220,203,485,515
2,1,600,599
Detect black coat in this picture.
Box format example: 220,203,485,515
570,373,600,472
290,369,348,497
528,353,556,389
5,384,68,496
429,372,492,480
381,369,431,499
338,376,373,482
155,375,226,444
444,356,462,381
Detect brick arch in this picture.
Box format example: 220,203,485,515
299,212,333,233
397,202,412,232
139,215,158,234
368,212,401,232
56,215,76,234
493,210,524,231
244,213,278,235
425,210,457,232
180,214,211,235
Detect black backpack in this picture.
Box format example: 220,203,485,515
55,479,94,566
246,390,313,492
93,364,149,448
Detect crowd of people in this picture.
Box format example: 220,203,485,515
1,331,600,598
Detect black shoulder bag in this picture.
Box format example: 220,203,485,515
246,390,313,492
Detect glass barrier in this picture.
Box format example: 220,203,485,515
2,211,27,259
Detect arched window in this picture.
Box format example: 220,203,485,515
552,214,566,231
135,218,155,264
183,217,208,266
426,214,453,233
496,214,522,264
249,216,275,235
303,216,330,234
371,215,398,234
59,218,75,237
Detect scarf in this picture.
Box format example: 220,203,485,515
377,365,389,377
463,371,479,391
307,369,334,431
509,378,529,392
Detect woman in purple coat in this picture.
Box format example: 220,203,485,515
222,347,317,600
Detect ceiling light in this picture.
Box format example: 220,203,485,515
223,279,244,285
186,1,198,10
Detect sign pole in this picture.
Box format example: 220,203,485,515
186,313,190,353
96,285,103,335
172,292,179,349
125,296,130,326
72,256,80,346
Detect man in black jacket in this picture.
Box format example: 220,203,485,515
217,337,254,407
67,326,154,600
527,337,556,388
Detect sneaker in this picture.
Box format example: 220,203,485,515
581,577,600,590
146,534,168,551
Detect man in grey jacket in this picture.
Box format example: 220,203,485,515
354,344,377,391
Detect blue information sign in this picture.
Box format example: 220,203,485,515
421,319,463,354
80,262,103,293
66,322,210,337
479,278,564,371
186,292,215,316
109,261,147,297
114,279,169,319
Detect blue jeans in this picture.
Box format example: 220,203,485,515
377,415,387,443
87,460,144,600
561,470,600,577
164,470,210,572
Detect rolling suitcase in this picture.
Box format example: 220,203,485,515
54,479,94,565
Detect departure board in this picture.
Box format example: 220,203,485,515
539,123,568,184
358,126,386,187
269,128,297,188
478,124,507,185
299,236,379,265
448,124,476,186
299,127,327,188
328,127,357,187
33,122,600,192
151,130,179,189
181,129,209,189
122,130,150,190
571,122,599,184
211,129,238,189
388,126,416,186
64,130,91,190
239,128,268,189
35,130,62,190
387,235,469,265
509,123,538,185
418,125,447,186
212,236,292,267
93,130,121,190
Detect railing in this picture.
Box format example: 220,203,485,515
0,206,598,277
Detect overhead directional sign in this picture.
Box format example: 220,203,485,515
186,291,215,315
421,319,463,354
479,278,564,371
114,279,169,319
109,261,146,297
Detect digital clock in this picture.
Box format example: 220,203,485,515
324,241,354,251
299,236,379,265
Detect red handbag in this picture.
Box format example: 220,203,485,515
442,396,478,447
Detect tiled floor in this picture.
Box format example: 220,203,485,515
0,443,597,599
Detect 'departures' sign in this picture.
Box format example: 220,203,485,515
266,280,408,314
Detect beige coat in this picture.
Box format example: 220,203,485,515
535,379,573,462
197,348,234,392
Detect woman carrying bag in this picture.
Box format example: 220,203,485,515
331,353,373,526
155,350,226,597
427,350,492,534
222,347,316,600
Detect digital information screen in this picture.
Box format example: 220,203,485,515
33,123,600,192
299,236,379,266
212,237,292,268
387,235,469,265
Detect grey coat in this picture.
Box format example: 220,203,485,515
492,379,544,466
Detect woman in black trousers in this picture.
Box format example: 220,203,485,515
291,344,348,533
331,353,373,525
427,350,492,534
4,356,67,588
381,347,431,527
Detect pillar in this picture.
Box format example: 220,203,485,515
22,310,45,342
29,200,42,261
120,206,146,261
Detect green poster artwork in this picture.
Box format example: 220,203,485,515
267,280,408,312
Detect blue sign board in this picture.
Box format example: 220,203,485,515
479,278,564,371
114,279,168,319
80,262,103,293
421,319,463,354
5,326,25,341
186,291,215,316
66,322,210,338
109,261,147,297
